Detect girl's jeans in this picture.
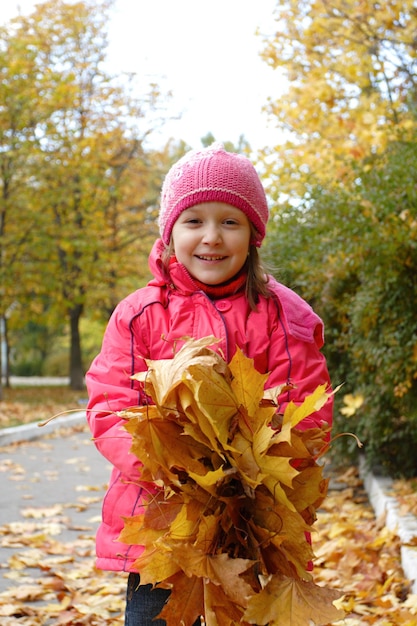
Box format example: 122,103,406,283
125,573,201,626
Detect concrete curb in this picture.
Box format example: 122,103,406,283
359,457,417,594
0,411,87,446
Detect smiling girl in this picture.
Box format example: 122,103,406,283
86,143,333,625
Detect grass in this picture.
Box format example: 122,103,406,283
0,385,87,429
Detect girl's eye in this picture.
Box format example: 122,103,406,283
224,219,238,225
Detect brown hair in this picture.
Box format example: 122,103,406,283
246,240,273,310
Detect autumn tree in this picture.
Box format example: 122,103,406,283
260,1,417,475
0,18,54,396
259,0,417,199
1,0,168,389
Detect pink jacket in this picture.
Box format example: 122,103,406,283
86,239,332,572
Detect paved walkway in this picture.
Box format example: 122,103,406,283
0,419,110,595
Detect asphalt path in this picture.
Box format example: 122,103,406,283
0,421,111,595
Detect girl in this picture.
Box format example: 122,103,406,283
86,143,333,626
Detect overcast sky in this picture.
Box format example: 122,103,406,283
2,0,283,150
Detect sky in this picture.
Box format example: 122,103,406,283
1,0,283,150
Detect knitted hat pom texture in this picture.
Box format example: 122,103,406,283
159,143,269,246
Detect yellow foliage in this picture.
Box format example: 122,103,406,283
118,337,342,625
340,393,364,417
260,0,417,197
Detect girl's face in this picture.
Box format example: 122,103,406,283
171,202,251,285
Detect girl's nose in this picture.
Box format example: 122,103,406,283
202,224,222,244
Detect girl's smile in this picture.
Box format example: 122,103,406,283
171,202,251,285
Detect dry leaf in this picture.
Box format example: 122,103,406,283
117,336,340,624
243,575,345,625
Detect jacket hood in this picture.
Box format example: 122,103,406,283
147,238,170,286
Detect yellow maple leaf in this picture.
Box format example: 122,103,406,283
243,574,345,625
186,374,238,451
229,347,270,419
132,336,226,412
340,392,364,417
228,430,266,489
282,384,330,430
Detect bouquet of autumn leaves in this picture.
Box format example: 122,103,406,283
117,336,345,626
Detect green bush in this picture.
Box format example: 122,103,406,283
264,137,417,477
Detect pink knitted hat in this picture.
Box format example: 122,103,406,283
159,143,269,246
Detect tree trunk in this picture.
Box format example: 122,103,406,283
4,316,10,388
69,304,85,390
0,315,11,398
0,316,3,401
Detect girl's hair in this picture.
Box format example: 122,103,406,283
161,224,273,311
246,239,273,310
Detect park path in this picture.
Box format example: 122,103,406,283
0,422,127,625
